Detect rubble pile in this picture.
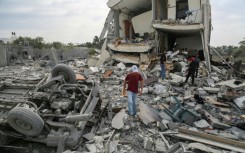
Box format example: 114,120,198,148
0,56,245,153
75,56,245,153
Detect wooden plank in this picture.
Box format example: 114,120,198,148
176,127,245,152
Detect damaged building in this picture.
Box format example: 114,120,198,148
101,0,211,71
1,0,245,153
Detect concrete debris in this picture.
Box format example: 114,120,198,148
155,140,167,152
1,29,245,153
234,96,245,109
113,53,139,64
193,119,212,129
144,77,158,86
176,127,245,152
139,102,161,125
203,87,220,94
111,109,128,129
153,84,167,94
143,137,153,151
117,62,126,70
231,127,245,140
188,143,223,153
89,67,99,73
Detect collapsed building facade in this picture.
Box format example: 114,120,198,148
101,0,211,71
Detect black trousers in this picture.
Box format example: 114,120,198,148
195,64,199,78
185,71,195,84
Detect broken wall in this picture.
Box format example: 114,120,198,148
0,45,8,66
188,0,202,23
119,13,130,39
168,0,176,20
176,36,203,50
33,47,88,61
166,0,203,23
131,11,154,36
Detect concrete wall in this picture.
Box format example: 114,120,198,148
188,0,202,23
168,0,176,20
131,11,154,36
33,47,88,61
0,45,8,67
167,0,203,23
176,36,203,50
119,13,129,38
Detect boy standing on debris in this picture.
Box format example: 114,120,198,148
160,52,167,80
185,57,196,85
123,65,144,116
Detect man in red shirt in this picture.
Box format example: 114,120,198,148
123,65,144,116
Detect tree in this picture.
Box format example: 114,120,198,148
67,42,74,48
52,42,63,49
239,38,245,47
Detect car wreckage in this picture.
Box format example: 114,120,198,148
0,64,100,151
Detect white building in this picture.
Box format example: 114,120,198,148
103,0,212,71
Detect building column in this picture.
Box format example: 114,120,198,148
114,10,120,38
152,0,156,22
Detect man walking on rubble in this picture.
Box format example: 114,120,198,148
185,57,196,85
123,65,144,116
160,52,167,80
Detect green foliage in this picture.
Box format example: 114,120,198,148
12,35,104,50
233,38,245,59
52,42,63,49
88,48,97,55
79,36,104,49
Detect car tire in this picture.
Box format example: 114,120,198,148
51,64,76,84
7,107,44,136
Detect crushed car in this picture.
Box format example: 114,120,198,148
0,64,100,152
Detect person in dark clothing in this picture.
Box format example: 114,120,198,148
185,57,196,84
194,56,201,78
160,53,166,80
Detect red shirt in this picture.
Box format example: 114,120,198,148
125,72,143,93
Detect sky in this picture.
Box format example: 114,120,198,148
0,0,244,46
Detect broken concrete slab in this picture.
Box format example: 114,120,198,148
113,53,139,64
218,132,238,140
155,140,167,153
203,87,220,94
217,79,245,90
188,143,222,153
83,133,95,141
117,62,126,70
193,119,212,129
140,53,150,63
108,141,118,153
111,109,128,129
144,77,158,86
231,127,245,140
143,137,153,151
89,67,99,73
204,111,231,130
87,58,99,67
167,122,180,130
139,102,161,125
157,121,169,131
207,78,215,87
96,50,110,67
153,84,167,94
233,96,245,109
176,127,245,152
